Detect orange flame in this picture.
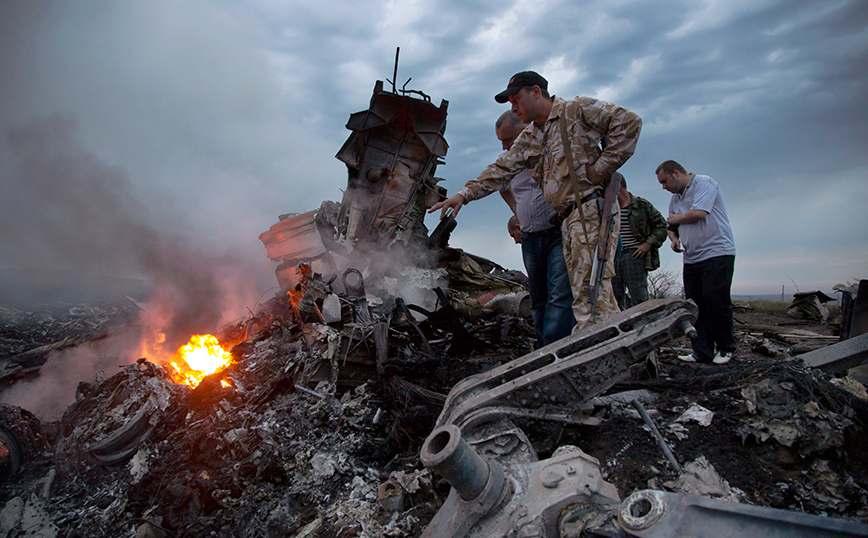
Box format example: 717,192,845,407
170,334,233,387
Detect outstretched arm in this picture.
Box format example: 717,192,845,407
429,193,466,219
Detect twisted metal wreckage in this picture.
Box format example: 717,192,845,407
258,77,451,293
2,73,868,537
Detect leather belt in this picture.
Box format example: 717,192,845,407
549,189,603,228
525,226,559,237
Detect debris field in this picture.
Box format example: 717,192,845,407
2,284,867,537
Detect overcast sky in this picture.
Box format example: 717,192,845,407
1,0,866,301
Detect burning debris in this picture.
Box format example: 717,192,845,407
169,335,235,388
1,74,868,538
2,291,867,537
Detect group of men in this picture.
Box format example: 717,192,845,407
430,71,737,365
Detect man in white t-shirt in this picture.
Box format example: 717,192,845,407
657,160,736,365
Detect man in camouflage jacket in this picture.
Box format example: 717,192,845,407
613,177,668,310
430,71,642,330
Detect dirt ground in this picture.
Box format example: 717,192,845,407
568,304,868,521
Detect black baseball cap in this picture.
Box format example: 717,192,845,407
494,71,548,103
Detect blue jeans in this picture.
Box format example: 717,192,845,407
522,228,575,347
683,255,736,362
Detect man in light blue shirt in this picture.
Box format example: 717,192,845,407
497,111,574,347
657,160,736,364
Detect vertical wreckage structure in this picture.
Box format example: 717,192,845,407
259,79,449,291
335,80,448,248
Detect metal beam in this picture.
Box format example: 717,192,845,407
799,332,868,373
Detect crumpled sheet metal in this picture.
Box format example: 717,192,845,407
88,397,158,465
258,79,450,294
736,378,853,456
0,495,59,538
53,363,187,476
619,489,868,538
440,249,526,294
660,456,746,502
787,291,833,323
335,80,448,248
258,210,326,263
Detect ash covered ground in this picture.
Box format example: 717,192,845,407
1,292,867,538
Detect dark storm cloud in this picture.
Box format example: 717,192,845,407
0,1,347,244
629,0,868,172
1,0,865,297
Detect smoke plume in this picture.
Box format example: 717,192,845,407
0,115,265,417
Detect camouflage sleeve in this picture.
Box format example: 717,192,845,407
458,137,530,202
576,98,642,178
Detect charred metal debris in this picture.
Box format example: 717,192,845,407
1,76,868,538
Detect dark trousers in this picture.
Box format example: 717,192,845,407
613,250,650,311
683,255,736,362
522,228,575,348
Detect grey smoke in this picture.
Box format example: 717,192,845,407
0,114,272,419
1,114,258,348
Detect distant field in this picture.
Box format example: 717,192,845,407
737,299,790,313
0,267,151,309
733,295,842,317
732,294,791,302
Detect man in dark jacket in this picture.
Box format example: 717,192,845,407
613,177,668,310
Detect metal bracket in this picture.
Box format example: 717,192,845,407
435,298,698,435
619,489,868,538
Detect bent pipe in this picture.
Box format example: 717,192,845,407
420,424,491,501
420,424,510,538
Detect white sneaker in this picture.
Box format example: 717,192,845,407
678,353,697,363
713,351,732,365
